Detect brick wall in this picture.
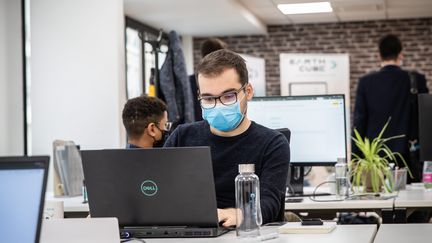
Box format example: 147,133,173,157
193,18,432,115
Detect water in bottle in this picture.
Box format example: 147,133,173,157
335,158,349,199
235,164,262,238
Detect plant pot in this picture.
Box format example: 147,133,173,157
362,171,383,193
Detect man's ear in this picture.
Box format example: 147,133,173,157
147,123,157,137
398,52,403,63
245,83,254,101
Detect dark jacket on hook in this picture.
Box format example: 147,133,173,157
160,31,195,126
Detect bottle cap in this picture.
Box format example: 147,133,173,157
239,164,255,173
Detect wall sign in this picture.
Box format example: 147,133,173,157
241,54,266,96
280,53,351,153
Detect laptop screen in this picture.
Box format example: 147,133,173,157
0,160,47,243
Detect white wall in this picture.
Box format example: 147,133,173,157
0,0,7,155
0,0,24,156
31,0,126,192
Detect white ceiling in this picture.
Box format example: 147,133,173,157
123,0,266,36
124,0,432,36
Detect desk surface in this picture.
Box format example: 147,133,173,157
46,186,432,213
394,186,432,208
45,192,89,212
143,225,377,243
374,224,432,243
285,187,394,211
285,196,394,211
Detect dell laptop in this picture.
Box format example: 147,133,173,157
81,147,229,238
0,156,50,243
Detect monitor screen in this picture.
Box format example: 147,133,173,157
248,95,347,165
0,165,46,243
419,94,432,161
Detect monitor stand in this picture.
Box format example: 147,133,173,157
286,165,331,197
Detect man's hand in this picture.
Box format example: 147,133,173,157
217,208,237,227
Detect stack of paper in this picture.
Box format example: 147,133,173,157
53,140,84,196
278,222,337,234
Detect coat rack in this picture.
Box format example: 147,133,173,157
139,29,165,97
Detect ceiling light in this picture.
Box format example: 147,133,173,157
277,2,333,15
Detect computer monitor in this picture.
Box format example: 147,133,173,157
248,95,347,195
419,94,432,161
0,156,49,243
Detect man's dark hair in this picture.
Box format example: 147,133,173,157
122,95,167,139
196,49,248,87
200,38,227,58
379,34,403,61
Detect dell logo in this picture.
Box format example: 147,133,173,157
141,180,158,196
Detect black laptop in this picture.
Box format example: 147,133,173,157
81,147,229,238
0,156,49,243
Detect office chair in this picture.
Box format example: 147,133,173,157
275,128,291,222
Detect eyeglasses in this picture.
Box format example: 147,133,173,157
198,84,247,109
157,121,172,132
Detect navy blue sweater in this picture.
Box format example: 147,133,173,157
164,120,290,224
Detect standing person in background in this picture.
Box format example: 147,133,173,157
190,38,228,121
122,95,172,148
353,34,429,183
353,34,430,223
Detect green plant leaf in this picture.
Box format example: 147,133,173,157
351,118,408,193
377,117,391,140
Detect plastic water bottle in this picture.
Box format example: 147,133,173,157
423,161,432,190
235,164,262,238
335,158,349,199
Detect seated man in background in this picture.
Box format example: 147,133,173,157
122,95,171,148
165,49,290,226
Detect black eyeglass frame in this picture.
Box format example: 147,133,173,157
156,121,172,132
198,83,248,109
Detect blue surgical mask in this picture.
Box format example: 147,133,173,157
202,98,245,132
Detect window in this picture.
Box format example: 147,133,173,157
125,27,143,99
125,17,168,99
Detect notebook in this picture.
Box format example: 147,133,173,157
40,218,120,243
278,222,337,234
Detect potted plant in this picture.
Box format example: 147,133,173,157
350,119,412,193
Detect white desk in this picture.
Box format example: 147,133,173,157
393,186,432,222
45,192,89,213
374,224,432,243
143,225,377,243
285,187,396,223
394,186,432,208
285,195,394,223
285,186,394,211
286,196,394,211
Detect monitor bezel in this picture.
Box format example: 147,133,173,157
249,94,348,166
0,156,50,243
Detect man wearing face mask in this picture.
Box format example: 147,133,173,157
122,95,172,148
164,50,290,226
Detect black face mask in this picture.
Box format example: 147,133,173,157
153,128,170,148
